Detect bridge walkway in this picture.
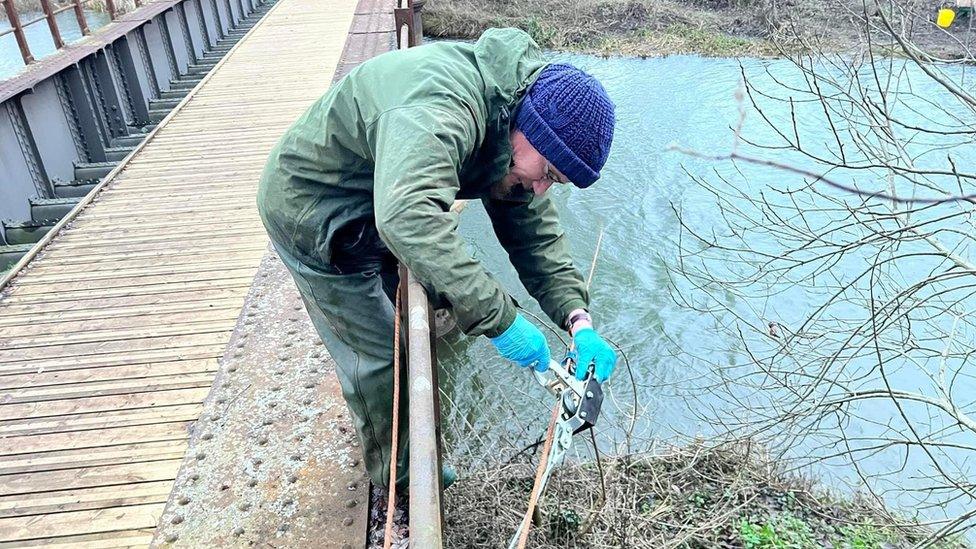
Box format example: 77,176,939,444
0,0,359,544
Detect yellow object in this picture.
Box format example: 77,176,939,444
937,8,956,28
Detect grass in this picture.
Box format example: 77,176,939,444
423,0,779,58
442,441,968,548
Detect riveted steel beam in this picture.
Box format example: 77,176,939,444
61,64,107,163
115,35,152,125
151,251,368,548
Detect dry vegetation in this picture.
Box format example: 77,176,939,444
444,441,963,548
424,0,976,58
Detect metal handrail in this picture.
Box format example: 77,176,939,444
0,0,127,65
396,4,441,547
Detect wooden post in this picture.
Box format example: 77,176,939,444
39,0,65,49
72,0,90,35
2,0,35,64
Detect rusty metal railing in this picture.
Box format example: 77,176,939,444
394,2,444,547
0,0,139,65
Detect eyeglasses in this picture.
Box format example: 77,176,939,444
543,162,569,186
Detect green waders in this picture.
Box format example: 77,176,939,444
268,239,410,489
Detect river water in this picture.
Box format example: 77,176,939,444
439,50,976,531
1,9,110,79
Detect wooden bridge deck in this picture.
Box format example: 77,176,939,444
0,0,358,544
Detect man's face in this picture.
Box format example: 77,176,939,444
491,130,571,200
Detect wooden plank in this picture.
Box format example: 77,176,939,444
0,423,192,457
0,359,218,390
0,388,212,422
0,307,240,337
0,332,231,364
6,268,259,297
2,373,215,404
0,308,239,340
0,0,362,541
0,481,172,517
0,403,204,437
0,279,254,306
1,245,266,272
0,503,165,541
0,348,222,376
0,531,153,548
0,460,182,496
0,300,244,327
0,442,188,475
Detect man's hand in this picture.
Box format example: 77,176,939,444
490,314,551,373
573,328,616,382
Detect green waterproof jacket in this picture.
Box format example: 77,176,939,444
257,28,588,337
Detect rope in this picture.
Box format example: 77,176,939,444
516,225,607,547
383,283,403,549
516,401,561,549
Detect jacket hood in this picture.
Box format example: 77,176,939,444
473,28,548,111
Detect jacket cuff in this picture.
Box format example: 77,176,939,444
552,297,589,330
483,300,519,339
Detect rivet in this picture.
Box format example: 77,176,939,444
239,502,251,511
247,479,258,487
269,402,278,408
236,341,246,348
253,458,263,466
196,452,206,460
272,386,281,392
342,517,354,526
217,398,226,405
222,382,231,388
287,474,298,483
233,351,242,358
258,437,268,446
289,317,298,323
263,418,273,426
221,483,230,491
580,411,588,418
202,433,213,440
283,497,294,506
304,382,315,389
293,304,302,310
348,458,359,467
178,496,190,505
278,354,290,361
347,481,357,490
190,473,200,481
228,366,237,372
171,515,184,524
283,341,293,348
302,398,312,405
290,454,301,461
234,527,244,536
278,523,289,533
586,391,594,398
166,533,178,543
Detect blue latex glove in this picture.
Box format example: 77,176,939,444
573,328,617,382
490,314,551,373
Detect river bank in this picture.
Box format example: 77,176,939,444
443,441,966,548
423,0,975,58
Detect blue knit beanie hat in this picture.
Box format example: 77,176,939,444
515,63,615,188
